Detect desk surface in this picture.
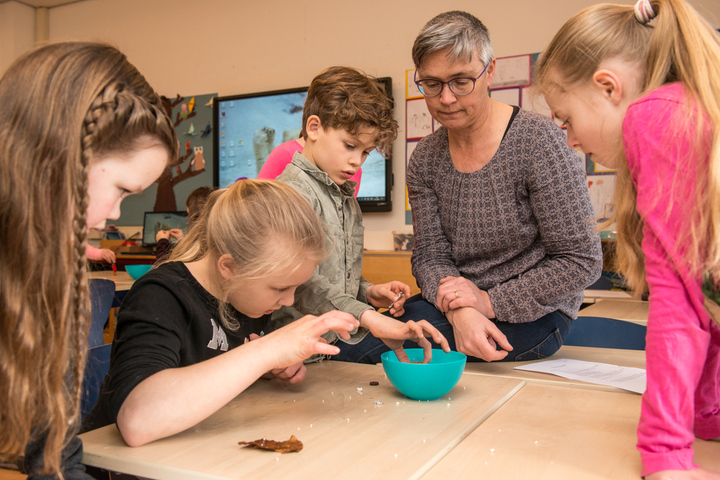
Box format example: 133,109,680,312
464,346,646,393
421,383,720,479
88,270,135,292
579,298,649,325
80,362,524,480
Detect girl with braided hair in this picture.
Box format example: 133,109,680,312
534,0,720,477
0,42,177,479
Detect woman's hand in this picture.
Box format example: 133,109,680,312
445,307,512,362
359,310,450,363
366,282,412,317
437,276,495,318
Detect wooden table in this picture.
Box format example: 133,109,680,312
579,299,649,325
463,346,646,393
80,362,524,480
583,289,633,304
421,383,720,479
89,270,135,292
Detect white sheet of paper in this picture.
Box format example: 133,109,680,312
514,359,646,394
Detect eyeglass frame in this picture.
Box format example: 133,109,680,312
413,60,492,98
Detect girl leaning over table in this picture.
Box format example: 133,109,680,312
82,180,359,448
534,0,720,477
0,42,178,479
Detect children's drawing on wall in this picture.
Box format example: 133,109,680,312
587,174,616,222
152,93,216,212
406,98,433,139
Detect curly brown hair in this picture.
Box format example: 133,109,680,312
300,66,398,157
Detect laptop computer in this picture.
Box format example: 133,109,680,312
142,211,189,249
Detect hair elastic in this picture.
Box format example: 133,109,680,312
634,0,657,25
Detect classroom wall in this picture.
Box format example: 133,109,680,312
0,1,34,75
5,0,720,248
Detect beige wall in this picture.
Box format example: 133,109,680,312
4,0,720,246
0,1,34,75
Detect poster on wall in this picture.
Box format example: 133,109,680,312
406,98,433,140
406,69,423,99
492,55,532,88
113,92,216,226
587,174,617,221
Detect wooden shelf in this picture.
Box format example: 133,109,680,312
362,250,419,296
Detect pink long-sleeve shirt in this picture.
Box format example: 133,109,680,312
623,82,720,476
257,139,362,197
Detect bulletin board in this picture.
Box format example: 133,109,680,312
112,92,216,226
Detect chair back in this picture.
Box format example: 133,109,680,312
81,343,112,421
88,278,115,348
564,316,646,350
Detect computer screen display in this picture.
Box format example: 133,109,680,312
142,211,188,247
212,78,393,212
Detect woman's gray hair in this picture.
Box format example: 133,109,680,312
412,11,494,69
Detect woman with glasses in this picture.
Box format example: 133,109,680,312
337,11,602,365
406,10,603,362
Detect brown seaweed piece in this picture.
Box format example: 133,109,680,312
238,435,303,453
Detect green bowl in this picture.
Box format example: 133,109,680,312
125,264,153,280
381,348,467,401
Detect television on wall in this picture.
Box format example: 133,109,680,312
212,77,394,212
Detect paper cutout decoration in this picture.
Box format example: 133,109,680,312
200,122,212,139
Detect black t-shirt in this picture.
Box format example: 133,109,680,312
83,261,269,432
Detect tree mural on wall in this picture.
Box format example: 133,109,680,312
154,94,206,211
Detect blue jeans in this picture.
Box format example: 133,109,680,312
335,294,572,364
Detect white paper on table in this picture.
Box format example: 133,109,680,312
514,359,646,394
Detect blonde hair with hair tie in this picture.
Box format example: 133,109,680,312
634,0,657,24
534,0,720,296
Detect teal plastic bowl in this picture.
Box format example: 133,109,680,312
125,264,153,280
381,349,467,401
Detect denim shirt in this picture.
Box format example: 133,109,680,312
273,152,372,344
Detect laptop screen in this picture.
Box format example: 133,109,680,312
142,211,189,247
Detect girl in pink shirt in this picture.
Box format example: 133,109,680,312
534,0,720,478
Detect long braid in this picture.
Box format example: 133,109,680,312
1,42,178,477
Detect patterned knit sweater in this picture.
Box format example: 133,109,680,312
407,109,602,323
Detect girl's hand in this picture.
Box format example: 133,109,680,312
366,282,412,317
359,310,450,363
261,311,359,369
245,334,307,384
437,276,494,318
269,362,307,384
167,228,185,240
156,230,171,241
99,248,116,264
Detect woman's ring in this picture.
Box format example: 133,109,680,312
455,291,460,298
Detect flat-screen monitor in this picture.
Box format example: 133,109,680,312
142,211,188,247
212,77,393,212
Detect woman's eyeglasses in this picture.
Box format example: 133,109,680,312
414,61,491,97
